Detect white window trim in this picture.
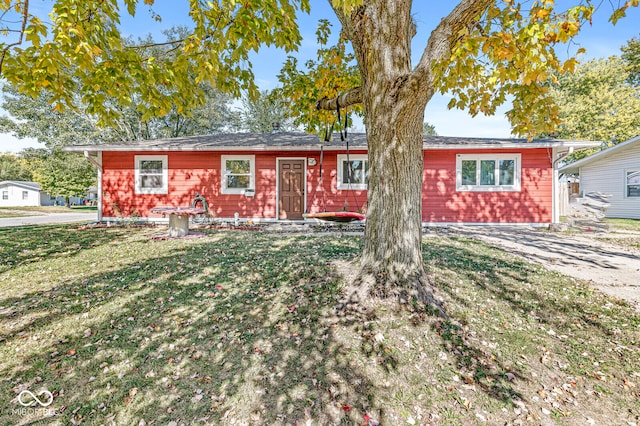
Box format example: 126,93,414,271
337,154,368,190
456,154,521,192
134,155,168,195
1,190,7,200
221,155,255,195
625,169,640,198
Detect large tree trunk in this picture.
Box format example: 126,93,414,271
361,97,431,303
326,0,492,308
330,1,436,306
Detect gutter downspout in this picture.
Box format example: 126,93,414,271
84,151,103,222
552,147,573,224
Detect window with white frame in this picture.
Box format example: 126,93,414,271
22,191,28,200
1,191,7,200
456,154,521,192
221,155,255,194
626,170,640,197
134,155,168,194
337,154,368,190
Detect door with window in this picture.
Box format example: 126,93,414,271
278,159,305,219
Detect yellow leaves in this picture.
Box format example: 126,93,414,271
562,58,578,74
534,8,550,21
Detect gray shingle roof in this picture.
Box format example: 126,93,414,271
62,132,600,152
0,181,41,191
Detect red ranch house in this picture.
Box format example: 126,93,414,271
64,133,598,225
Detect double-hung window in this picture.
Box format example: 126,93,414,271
626,170,640,198
456,154,521,192
1,191,7,200
135,155,168,194
22,191,29,200
337,154,368,190
221,155,255,194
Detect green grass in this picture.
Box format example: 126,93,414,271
0,206,97,214
0,211,31,218
0,226,639,425
604,218,640,232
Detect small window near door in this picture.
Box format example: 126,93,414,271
337,154,368,190
135,155,168,194
626,170,640,197
221,155,255,194
22,191,29,200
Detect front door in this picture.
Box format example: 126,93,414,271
278,159,305,219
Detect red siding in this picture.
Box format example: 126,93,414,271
306,150,368,215
101,148,552,223
101,150,367,220
422,149,553,223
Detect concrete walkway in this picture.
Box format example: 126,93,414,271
449,226,640,309
0,211,97,227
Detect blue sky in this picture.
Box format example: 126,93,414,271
2,1,640,152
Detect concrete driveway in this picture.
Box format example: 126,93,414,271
0,211,97,227
448,226,640,310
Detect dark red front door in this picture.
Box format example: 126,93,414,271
278,159,304,219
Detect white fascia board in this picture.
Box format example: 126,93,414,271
559,135,640,174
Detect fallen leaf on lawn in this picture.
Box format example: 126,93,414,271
66,349,76,356
129,388,138,397
594,371,607,381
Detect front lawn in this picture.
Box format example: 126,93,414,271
0,226,638,425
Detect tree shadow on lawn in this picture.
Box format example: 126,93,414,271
0,224,130,274
423,236,640,420
425,236,635,338
3,230,638,425
0,231,387,425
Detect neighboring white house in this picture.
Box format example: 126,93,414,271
559,135,640,219
0,181,43,207
0,180,83,207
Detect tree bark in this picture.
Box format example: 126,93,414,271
322,0,493,308
324,1,433,306
316,87,362,110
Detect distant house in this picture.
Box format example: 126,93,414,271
0,181,46,207
559,135,640,219
0,180,83,207
63,133,598,225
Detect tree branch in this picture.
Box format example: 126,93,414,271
413,0,492,86
0,0,30,75
316,86,362,110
